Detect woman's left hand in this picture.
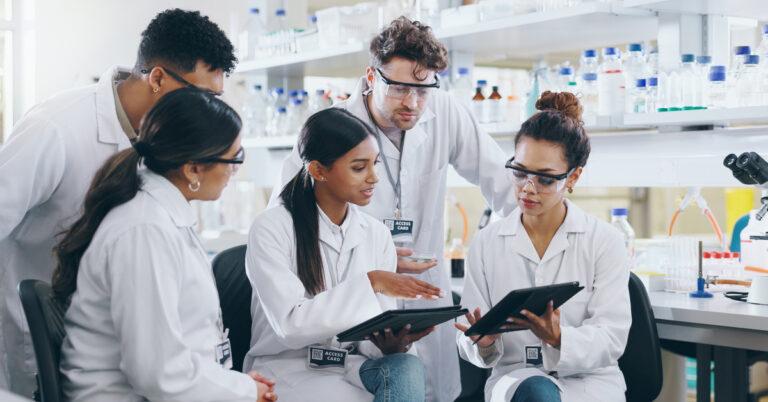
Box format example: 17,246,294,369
509,300,562,348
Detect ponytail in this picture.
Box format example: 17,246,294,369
280,166,325,296
53,148,142,302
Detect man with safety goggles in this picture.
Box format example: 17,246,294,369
270,16,518,402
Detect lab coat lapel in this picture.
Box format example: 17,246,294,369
95,66,132,151
339,206,368,255
540,199,587,265
499,210,541,264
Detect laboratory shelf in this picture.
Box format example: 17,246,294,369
235,2,657,76
622,106,768,128
435,2,656,62
235,43,368,77
622,0,768,20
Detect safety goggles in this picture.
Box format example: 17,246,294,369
196,147,245,173
375,68,440,100
505,157,573,194
140,66,223,96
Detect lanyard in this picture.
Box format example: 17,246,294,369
362,93,404,219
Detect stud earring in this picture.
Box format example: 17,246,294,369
152,87,160,94
567,187,574,194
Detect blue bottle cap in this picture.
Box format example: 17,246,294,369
276,8,286,16
709,71,726,82
302,90,309,96
289,90,299,97
292,98,302,105
603,47,617,56
254,84,262,90
636,78,647,88
611,208,628,216
316,89,325,95
275,87,285,95
477,80,488,86
582,73,598,81
310,15,317,23
628,43,642,52
648,77,658,87
277,107,287,113
746,54,760,65
735,46,751,55
559,66,573,75
681,54,695,63
764,24,768,34
249,7,260,14
710,65,726,73
583,49,597,58
696,55,711,64
458,67,469,75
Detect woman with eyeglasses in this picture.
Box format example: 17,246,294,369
54,88,277,402
455,91,631,402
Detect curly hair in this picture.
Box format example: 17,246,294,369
135,9,237,74
370,17,448,80
515,91,591,170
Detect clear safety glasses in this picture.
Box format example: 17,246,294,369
196,147,245,174
505,157,573,194
376,68,440,100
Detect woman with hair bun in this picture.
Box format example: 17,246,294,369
455,91,632,402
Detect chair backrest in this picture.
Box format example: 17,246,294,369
17,280,66,402
619,272,663,402
211,245,251,372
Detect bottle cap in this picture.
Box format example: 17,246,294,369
628,43,642,52
611,208,628,216
681,54,695,63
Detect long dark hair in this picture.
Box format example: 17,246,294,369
52,87,241,302
280,108,374,296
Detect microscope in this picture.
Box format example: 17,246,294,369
723,152,768,280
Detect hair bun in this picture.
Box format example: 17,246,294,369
535,91,583,122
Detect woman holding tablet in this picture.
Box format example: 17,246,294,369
455,92,631,402
245,108,443,402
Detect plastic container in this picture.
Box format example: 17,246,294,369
448,238,465,278
580,73,599,117
451,67,474,108
242,84,268,138
695,56,712,109
611,208,636,264
598,47,625,117
647,76,658,112
737,55,763,107
578,49,599,79
471,85,486,122
488,86,503,123
679,54,700,110
631,79,648,114
558,65,575,92
238,8,265,60
707,66,728,109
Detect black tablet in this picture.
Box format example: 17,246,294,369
337,305,468,342
464,281,584,337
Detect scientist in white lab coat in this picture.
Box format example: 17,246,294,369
247,108,446,402
55,88,277,402
455,92,631,402
0,9,236,395
269,18,517,402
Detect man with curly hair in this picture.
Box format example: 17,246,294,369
270,17,518,402
0,9,238,396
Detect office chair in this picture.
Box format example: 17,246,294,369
619,272,664,402
211,245,252,372
18,280,67,402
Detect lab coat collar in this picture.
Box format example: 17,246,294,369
140,168,197,228
347,77,436,160
498,199,587,263
96,66,133,150
317,203,369,254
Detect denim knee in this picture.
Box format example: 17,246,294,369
511,376,561,402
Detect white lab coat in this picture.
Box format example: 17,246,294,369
268,77,518,402
244,203,406,402
60,169,258,402
0,66,132,395
456,199,631,402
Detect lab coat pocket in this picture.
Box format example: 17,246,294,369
560,290,593,326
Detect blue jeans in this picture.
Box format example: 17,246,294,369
359,353,426,402
510,376,561,402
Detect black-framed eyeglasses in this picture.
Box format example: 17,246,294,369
196,147,245,165
140,66,222,96
375,68,440,100
505,157,573,194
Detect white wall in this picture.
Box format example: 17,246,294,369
32,0,250,103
